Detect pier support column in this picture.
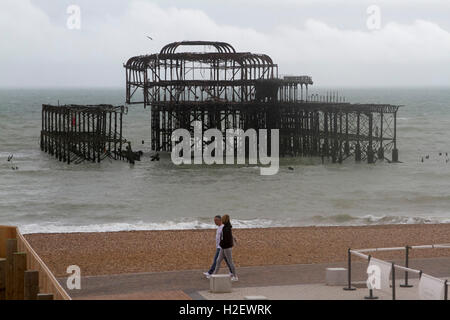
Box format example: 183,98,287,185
355,144,361,162
377,147,384,160
367,147,375,164
379,111,384,161
355,112,361,162
344,143,350,156
392,149,399,163
345,113,350,156
392,111,399,163
324,112,329,158
368,113,375,164
332,111,338,163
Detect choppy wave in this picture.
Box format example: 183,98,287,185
18,215,450,234
309,214,449,226
18,219,283,234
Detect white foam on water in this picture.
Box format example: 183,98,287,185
17,215,450,234
18,218,282,234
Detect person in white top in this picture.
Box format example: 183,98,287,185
203,215,233,277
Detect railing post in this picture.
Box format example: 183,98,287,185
365,255,378,300
0,258,5,300
400,245,413,288
444,280,448,301
5,239,17,300
391,262,396,301
343,248,356,291
24,271,39,300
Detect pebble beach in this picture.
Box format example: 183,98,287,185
24,224,450,277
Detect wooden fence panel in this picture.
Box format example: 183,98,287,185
0,226,71,300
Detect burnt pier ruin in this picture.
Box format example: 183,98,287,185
40,104,140,164
41,41,400,165
125,41,400,163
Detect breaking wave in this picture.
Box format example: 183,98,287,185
18,215,450,234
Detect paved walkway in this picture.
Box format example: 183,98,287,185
60,257,450,300
199,279,430,300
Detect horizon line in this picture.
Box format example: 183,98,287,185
1,85,450,90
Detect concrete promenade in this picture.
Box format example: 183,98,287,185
59,257,450,300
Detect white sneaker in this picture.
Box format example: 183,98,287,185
203,272,211,277
231,276,239,282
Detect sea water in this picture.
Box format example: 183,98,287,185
1,87,450,234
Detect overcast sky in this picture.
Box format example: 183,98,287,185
1,0,449,87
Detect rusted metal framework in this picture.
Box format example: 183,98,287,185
40,104,128,164
125,41,400,163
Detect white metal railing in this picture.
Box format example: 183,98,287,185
343,244,450,300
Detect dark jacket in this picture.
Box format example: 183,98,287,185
220,223,234,249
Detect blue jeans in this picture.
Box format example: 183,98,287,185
208,248,232,274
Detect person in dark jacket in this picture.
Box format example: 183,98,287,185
203,215,233,278
212,215,238,281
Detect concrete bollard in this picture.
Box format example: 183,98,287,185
210,274,232,293
326,268,348,286
244,296,269,300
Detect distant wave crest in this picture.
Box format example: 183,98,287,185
18,215,450,234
